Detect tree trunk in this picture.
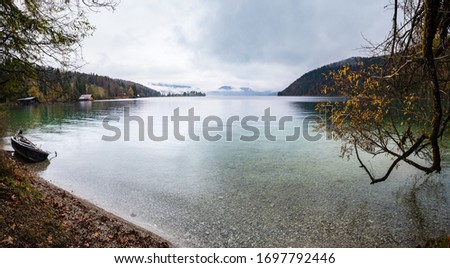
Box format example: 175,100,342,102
423,0,442,173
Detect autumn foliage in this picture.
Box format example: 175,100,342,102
320,0,450,184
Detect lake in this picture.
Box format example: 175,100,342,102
2,96,450,247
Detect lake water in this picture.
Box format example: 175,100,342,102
3,96,450,247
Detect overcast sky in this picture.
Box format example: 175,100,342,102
80,0,392,92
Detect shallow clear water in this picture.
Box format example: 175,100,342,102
3,97,450,247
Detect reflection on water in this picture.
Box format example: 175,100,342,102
2,96,449,247
17,156,51,173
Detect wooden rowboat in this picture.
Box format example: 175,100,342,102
11,131,49,162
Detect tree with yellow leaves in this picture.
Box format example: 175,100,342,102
26,83,44,102
127,87,135,98
322,0,450,184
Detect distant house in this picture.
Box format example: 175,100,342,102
79,94,94,101
17,97,38,105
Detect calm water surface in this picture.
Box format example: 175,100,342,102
3,97,450,247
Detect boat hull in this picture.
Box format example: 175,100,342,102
11,136,49,162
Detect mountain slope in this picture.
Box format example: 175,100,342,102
4,67,161,102
279,56,384,96
37,67,161,101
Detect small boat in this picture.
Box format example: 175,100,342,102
11,131,50,162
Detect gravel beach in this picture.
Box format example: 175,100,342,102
0,151,172,248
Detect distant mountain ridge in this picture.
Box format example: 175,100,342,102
149,82,204,96
151,83,277,96
208,86,277,96
279,56,385,96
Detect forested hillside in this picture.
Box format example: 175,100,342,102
279,57,384,96
0,67,161,102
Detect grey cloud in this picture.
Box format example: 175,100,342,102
80,0,392,91
186,0,391,67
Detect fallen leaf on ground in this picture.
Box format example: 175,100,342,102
1,236,14,245
47,235,53,244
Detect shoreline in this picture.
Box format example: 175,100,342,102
0,150,173,248
2,149,449,248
